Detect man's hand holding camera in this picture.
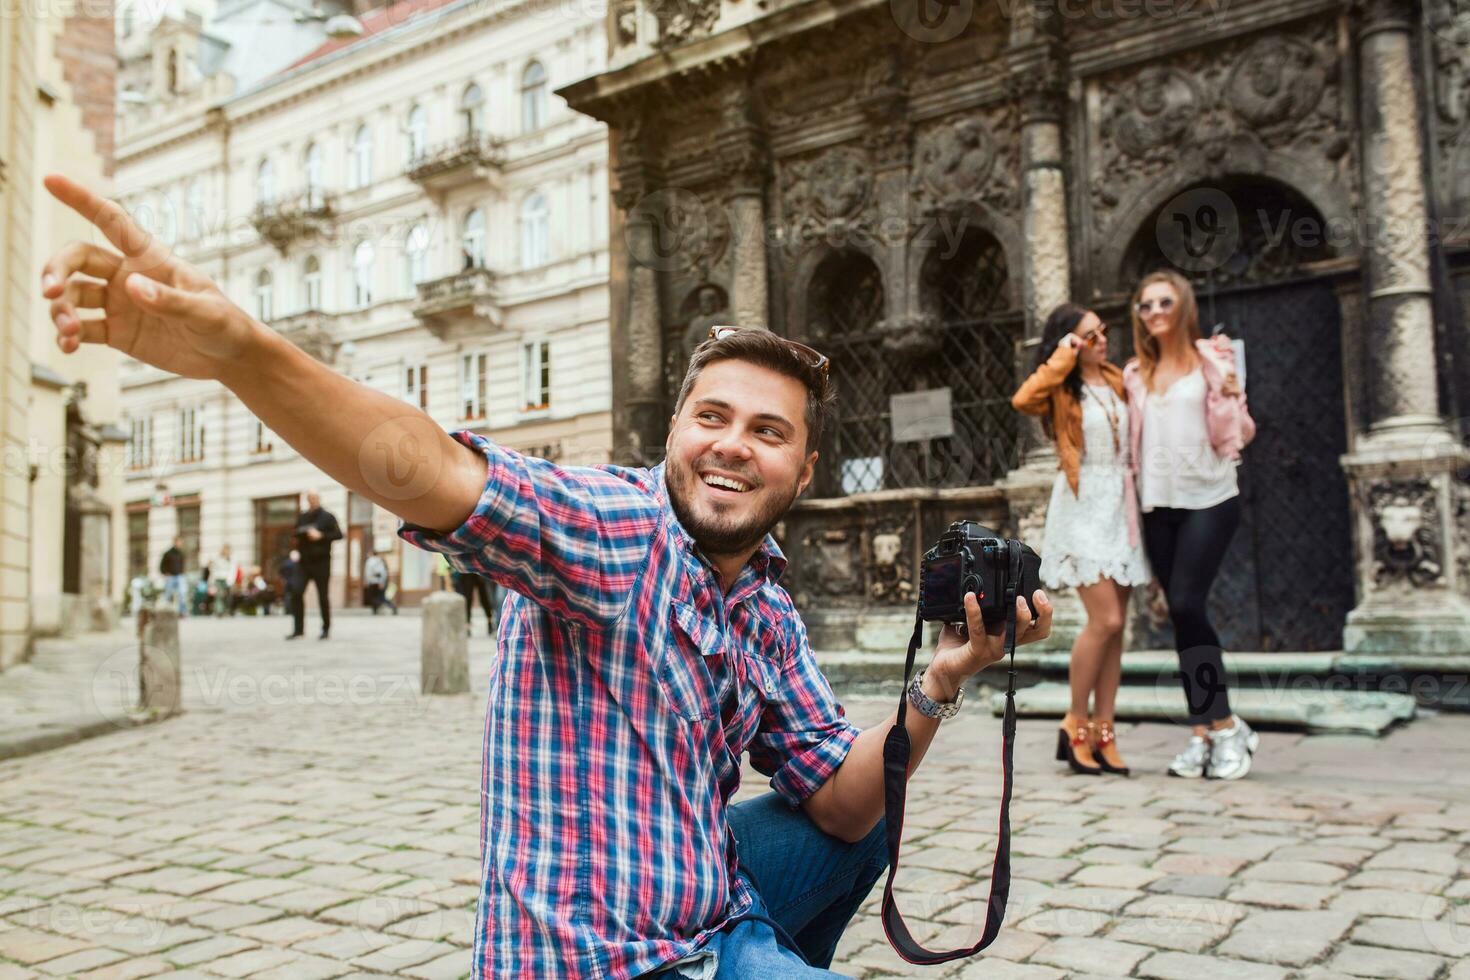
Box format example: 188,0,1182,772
927,590,1053,700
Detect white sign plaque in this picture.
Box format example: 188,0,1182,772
890,389,954,443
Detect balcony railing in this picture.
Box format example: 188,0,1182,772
270,309,341,364
251,188,335,252
405,134,506,194
412,266,500,339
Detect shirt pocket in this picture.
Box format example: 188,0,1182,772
656,600,719,723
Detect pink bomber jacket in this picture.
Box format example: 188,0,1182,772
1122,337,1258,483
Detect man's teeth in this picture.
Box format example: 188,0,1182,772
702,474,750,492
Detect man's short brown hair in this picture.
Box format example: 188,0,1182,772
673,328,836,454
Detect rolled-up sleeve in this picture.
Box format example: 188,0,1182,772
748,614,860,807
398,431,660,627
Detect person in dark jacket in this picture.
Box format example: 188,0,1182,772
278,548,307,639
159,537,187,615
293,491,343,639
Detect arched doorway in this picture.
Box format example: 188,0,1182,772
1120,177,1353,651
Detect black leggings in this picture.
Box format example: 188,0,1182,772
1142,496,1240,727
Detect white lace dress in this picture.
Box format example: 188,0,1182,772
1038,384,1151,590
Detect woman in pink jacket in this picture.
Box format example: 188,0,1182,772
1123,270,1259,780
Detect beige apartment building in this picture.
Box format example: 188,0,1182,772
1,0,126,670
115,0,613,609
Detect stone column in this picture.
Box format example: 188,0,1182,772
140,606,182,716
1000,44,1081,650
612,120,667,462
718,88,768,329
421,590,469,695
1340,0,1470,654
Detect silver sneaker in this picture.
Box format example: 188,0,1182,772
1168,734,1211,778
1208,717,1260,780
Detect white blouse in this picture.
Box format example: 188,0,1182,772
1139,368,1239,512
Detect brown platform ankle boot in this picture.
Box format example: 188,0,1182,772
1055,714,1103,775
1090,720,1131,777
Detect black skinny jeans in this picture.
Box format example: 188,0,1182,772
1142,496,1240,727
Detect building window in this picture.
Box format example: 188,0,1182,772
127,506,150,580
350,124,373,189
404,362,429,410
462,83,484,137
460,351,487,420
252,415,273,454
304,142,323,207
177,405,205,463
167,49,179,94
404,223,429,294
186,178,204,240
254,268,273,322
302,254,322,310
255,158,275,207
520,61,547,133
519,192,549,269
405,104,428,164
127,416,153,470
352,240,374,307
462,209,485,268
175,500,200,568
521,340,550,410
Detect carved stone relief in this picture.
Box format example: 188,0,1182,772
800,526,863,597
650,0,719,47
1428,0,1470,217
1087,20,1350,243
1366,479,1444,590
777,146,877,251
866,525,915,605
911,104,1019,217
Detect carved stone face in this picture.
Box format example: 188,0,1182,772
1379,501,1423,545
871,532,902,566
698,286,719,316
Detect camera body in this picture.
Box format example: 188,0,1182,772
918,521,1042,628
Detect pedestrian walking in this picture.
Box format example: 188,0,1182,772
1122,269,1259,779
208,544,239,617
1013,303,1150,776
294,491,342,639
362,552,397,615
278,548,307,639
158,537,188,616
454,569,494,634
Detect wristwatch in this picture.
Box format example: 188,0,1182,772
907,670,964,720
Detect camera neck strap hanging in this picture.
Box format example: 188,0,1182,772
879,540,1021,966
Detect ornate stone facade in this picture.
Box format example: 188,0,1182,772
561,0,1470,655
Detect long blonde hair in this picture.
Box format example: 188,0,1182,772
1130,269,1201,390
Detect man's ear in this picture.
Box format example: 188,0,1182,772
796,450,818,497
665,414,677,455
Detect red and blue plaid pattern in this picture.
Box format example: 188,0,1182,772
400,432,860,979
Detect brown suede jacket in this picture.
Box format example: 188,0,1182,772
1011,342,1127,496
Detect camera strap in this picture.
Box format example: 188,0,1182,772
879,540,1021,965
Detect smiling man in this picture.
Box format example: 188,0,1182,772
38,174,1052,979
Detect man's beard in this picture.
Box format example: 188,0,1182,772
666,456,800,558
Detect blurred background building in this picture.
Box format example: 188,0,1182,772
114,0,611,608
1,0,126,671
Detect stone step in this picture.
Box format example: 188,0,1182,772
988,681,1418,736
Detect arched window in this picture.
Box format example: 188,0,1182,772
520,61,547,133
350,124,373,189
519,192,549,268
461,209,485,268
461,84,484,137
404,223,429,293
302,254,322,311
303,142,323,207
255,158,275,207
254,268,274,322
352,240,374,307
405,104,428,163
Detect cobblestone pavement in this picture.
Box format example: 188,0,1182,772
1,614,1468,979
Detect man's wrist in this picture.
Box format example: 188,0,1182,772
921,663,964,704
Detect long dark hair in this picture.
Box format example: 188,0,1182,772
1033,304,1089,437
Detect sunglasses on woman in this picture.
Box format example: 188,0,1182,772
1135,297,1176,316
708,324,831,380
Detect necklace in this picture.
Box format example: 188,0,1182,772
1085,384,1122,456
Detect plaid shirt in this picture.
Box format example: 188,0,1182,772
400,433,860,979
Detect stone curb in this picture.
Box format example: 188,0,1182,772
0,710,171,763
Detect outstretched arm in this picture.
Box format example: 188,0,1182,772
40,174,484,533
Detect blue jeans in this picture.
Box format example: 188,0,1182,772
161,574,188,615
649,792,889,979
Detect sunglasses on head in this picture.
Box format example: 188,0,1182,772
708,325,831,380
1135,297,1176,316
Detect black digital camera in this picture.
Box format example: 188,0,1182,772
918,521,1042,628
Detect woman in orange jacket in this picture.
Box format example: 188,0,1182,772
1013,304,1149,776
